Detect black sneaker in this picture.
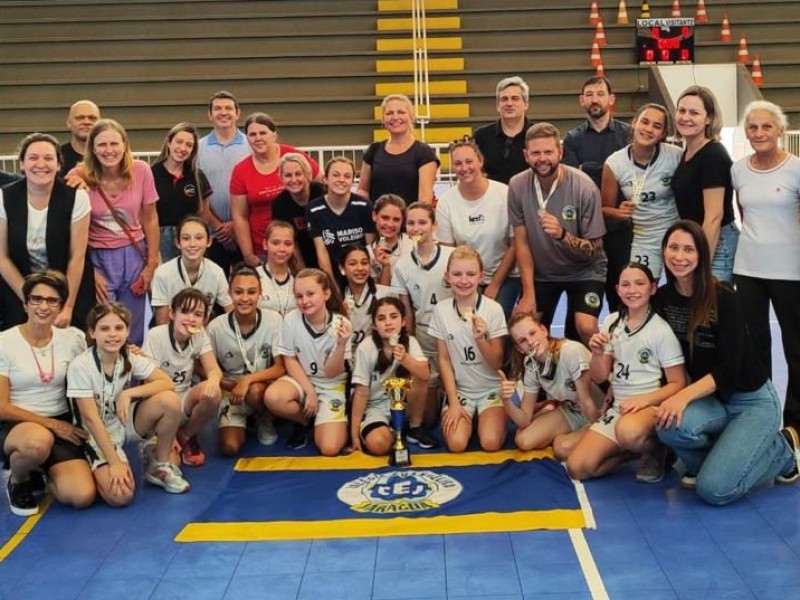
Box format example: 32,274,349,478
6,478,38,517
29,470,47,497
287,423,309,450
776,426,800,484
407,426,439,449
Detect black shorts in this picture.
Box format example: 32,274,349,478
1,413,85,471
535,280,605,326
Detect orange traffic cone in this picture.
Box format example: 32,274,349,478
596,61,605,77
671,0,681,17
751,55,764,86
696,0,708,22
595,18,607,47
720,13,731,42
737,34,749,63
617,0,630,24
640,1,651,18
589,1,600,25
590,41,602,66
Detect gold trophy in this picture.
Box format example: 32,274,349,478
384,376,412,467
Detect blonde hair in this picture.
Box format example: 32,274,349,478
279,152,312,179
81,119,134,185
381,94,416,122
446,244,484,272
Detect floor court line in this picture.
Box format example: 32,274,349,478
569,528,610,600
0,493,52,564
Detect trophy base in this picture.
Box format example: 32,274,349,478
389,447,411,468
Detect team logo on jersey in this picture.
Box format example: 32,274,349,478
661,176,672,186
183,183,197,198
562,206,577,221
468,214,485,224
161,360,171,368
225,351,234,359
566,379,576,392
322,229,336,246
638,349,651,364
584,292,601,309
447,333,455,340
260,344,271,359
329,398,344,412
337,470,462,514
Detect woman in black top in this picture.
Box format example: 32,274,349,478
151,123,211,262
655,220,799,505
670,86,738,283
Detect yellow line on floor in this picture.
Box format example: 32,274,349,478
0,495,52,563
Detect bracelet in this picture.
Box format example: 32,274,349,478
557,228,567,241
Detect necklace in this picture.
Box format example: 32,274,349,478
29,339,55,384
630,145,655,205
94,348,123,423
260,263,293,315
232,312,263,374
533,166,562,216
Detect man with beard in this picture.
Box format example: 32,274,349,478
508,123,607,345
473,76,533,184
563,77,632,313
59,100,101,177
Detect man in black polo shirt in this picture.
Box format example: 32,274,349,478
473,76,533,184
59,100,101,177
562,76,632,313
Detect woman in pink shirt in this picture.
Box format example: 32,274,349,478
229,113,319,267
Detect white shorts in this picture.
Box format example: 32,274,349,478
84,402,147,471
360,407,390,431
218,391,255,429
279,375,348,426
415,325,440,387
557,402,589,432
444,389,504,418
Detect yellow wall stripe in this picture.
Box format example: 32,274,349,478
379,0,458,11
176,509,586,542
374,103,469,120
236,448,553,472
377,16,460,31
375,80,467,96
377,37,462,52
0,496,52,563
376,57,464,73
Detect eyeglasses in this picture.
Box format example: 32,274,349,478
27,294,61,307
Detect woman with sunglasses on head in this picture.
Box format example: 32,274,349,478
0,133,95,331
0,271,95,516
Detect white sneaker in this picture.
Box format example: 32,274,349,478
257,417,278,446
145,461,191,494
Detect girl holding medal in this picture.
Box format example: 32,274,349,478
69,302,190,503
143,288,224,467
499,312,603,457
265,269,352,455
368,194,412,285
429,246,508,452
391,202,454,428
151,216,233,324
340,244,391,350
207,265,284,456
351,297,433,454
601,103,681,279
567,263,685,482
256,220,296,316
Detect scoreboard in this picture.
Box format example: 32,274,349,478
636,18,695,64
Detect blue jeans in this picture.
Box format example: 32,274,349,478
710,222,739,284
494,277,521,322
657,381,795,506
160,226,180,263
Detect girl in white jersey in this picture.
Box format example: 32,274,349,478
143,288,223,467
430,245,508,452
256,220,297,316
601,104,681,278
369,194,413,285
391,202,454,426
265,268,352,455
340,244,391,349
351,297,432,454
499,312,603,458
151,216,233,324
69,303,190,503
566,263,686,482
207,265,285,456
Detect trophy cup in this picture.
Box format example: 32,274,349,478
384,376,412,467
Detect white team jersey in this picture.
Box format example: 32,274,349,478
601,309,684,404
344,283,391,348
428,295,507,397
352,335,425,411
436,179,517,282
522,340,591,410
277,309,352,387
207,309,283,377
0,326,87,417
368,234,414,281
255,264,296,316
390,244,454,328
151,257,232,313
143,324,213,394
606,143,681,256
67,349,157,446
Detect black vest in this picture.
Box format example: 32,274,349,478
1,178,95,330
